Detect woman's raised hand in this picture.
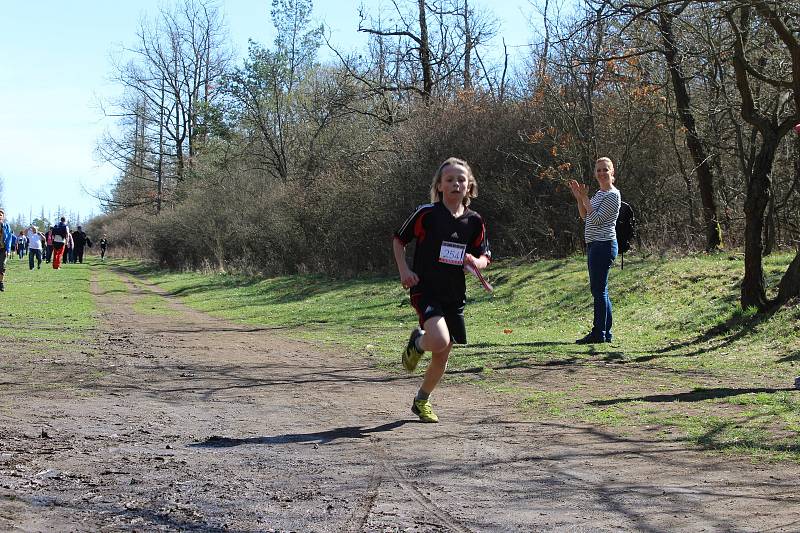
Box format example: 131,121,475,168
568,180,587,199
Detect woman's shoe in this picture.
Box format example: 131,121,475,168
575,333,604,345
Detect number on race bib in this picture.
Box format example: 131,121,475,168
439,241,466,265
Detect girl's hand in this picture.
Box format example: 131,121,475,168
400,269,419,290
463,253,477,270
464,253,488,271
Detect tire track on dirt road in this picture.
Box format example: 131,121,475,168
331,426,477,533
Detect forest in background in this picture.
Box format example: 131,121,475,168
85,0,800,311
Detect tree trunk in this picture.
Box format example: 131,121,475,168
658,10,722,251
763,187,775,256
776,249,800,305
418,0,433,100
462,0,471,90
741,141,777,311
157,77,165,214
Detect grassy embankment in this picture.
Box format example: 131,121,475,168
114,251,800,461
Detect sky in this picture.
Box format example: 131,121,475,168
0,0,538,225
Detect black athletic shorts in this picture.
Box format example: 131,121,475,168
410,292,467,345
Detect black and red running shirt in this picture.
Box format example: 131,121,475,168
394,201,491,304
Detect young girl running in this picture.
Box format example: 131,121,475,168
392,157,491,423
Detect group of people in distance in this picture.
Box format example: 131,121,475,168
393,156,622,423
0,209,109,293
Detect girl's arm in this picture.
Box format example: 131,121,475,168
392,237,419,289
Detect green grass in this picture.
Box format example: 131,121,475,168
519,390,569,417
0,256,96,341
21,252,800,461
95,265,129,297
134,253,794,377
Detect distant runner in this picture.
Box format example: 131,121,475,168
99,235,108,261
51,217,69,270
0,209,11,292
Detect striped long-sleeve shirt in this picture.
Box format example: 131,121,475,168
584,187,621,243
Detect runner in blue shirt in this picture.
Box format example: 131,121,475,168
0,209,13,292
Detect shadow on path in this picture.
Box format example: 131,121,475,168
190,420,412,448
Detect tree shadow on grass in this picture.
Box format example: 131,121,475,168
691,419,800,455
468,341,574,349
589,386,797,406
453,342,626,373
190,420,412,448
93,289,129,296
630,309,776,364
777,351,800,363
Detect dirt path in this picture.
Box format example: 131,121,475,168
1,266,799,532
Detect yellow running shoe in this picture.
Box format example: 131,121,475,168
412,399,439,423
402,327,424,372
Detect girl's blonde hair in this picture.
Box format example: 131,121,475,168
595,157,614,170
429,157,478,207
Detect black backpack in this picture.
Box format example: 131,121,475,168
53,223,68,239
615,201,636,269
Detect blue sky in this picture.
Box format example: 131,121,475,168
0,1,537,225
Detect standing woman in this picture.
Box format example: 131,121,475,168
568,157,621,344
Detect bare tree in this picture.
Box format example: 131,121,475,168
356,0,497,101
724,1,800,309
655,4,723,251
100,0,231,212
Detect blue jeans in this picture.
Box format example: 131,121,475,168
587,240,618,340
29,249,42,269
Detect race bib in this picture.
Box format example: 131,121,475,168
438,241,466,265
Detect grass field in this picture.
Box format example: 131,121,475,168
3,250,799,461
0,255,96,342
